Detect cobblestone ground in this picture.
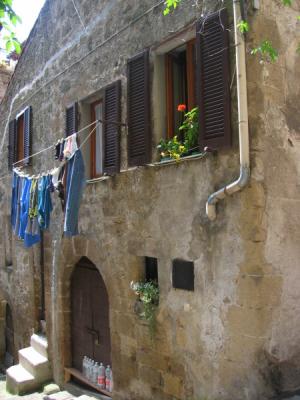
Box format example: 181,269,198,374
0,379,99,400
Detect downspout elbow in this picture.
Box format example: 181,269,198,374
206,166,250,221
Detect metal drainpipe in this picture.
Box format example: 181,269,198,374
206,0,250,220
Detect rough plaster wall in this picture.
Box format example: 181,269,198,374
0,0,299,399
0,65,13,103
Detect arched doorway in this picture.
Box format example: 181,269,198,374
71,257,111,371
5,304,15,368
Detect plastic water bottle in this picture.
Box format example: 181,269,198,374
82,356,87,376
97,362,105,389
105,365,112,392
109,368,113,392
88,359,94,381
93,362,99,384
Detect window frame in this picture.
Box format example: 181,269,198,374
165,38,196,139
16,113,24,165
90,99,103,179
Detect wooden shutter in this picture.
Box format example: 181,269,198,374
196,8,231,150
8,119,16,170
66,102,78,137
23,106,32,166
103,80,121,174
127,49,151,166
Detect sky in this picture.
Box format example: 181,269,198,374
13,0,46,43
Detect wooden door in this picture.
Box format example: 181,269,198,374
71,258,111,371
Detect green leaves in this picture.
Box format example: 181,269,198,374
237,20,249,34
251,40,278,63
0,0,22,55
282,0,292,5
163,0,182,16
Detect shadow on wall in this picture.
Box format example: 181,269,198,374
259,349,300,398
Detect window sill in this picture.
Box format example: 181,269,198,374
85,153,208,185
146,152,208,167
86,176,111,184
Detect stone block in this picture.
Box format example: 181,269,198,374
162,372,183,399
138,364,162,388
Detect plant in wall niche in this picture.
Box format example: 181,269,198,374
130,280,159,338
157,105,199,161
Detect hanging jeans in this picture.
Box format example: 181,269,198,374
64,149,85,237
38,175,53,230
19,178,31,239
25,179,41,247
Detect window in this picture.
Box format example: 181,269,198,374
77,81,121,180
172,259,194,291
90,100,104,178
145,257,158,282
16,113,24,164
8,106,32,169
165,39,196,139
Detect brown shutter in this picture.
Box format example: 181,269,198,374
127,49,151,166
8,119,17,170
196,8,231,150
66,102,78,137
103,80,121,175
23,106,32,166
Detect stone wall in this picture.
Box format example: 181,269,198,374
0,63,13,104
0,0,299,399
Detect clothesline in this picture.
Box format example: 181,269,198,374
0,117,119,182
13,122,100,180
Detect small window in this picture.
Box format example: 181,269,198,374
90,100,104,178
166,39,196,139
16,113,24,164
145,257,158,282
172,259,194,291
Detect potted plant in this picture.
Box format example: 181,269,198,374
130,280,159,338
157,105,199,161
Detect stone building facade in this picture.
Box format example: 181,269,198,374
0,62,14,104
0,0,300,399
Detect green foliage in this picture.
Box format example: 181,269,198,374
237,20,249,33
282,0,292,5
157,107,199,161
180,107,199,150
251,40,278,63
130,281,159,338
163,0,182,15
0,0,21,55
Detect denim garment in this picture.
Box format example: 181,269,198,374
14,177,24,235
11,172,18,229
19,178,31,240
29,179,38,219
24,178,41,247
38,175,53,230
64,149,86,237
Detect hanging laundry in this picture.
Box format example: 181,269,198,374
38,175,53,230
14,177,24,236
54,140,61,160
59,140,65,162
63,133,78,159
64,149,85,237
19,178,31,240
24,178,41,248
29,179,39,219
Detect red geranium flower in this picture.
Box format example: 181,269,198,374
177,104,186,112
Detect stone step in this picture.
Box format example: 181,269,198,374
6,364,35,395
19,346,52,381
30,333,48,358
